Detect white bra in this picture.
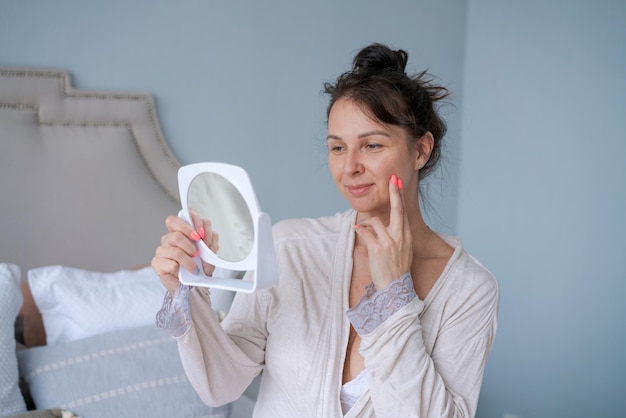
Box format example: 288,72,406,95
340,369,370,415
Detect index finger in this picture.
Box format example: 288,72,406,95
388,174,407,234
165,214,201,242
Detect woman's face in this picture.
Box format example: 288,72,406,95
327,98,421,220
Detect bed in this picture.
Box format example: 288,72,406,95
0,67,257,418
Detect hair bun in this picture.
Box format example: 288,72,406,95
352,43,408,75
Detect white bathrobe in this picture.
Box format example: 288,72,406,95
175,209,499,417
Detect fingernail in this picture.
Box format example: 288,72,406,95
354,224,359,229
192,251,198,258
398,178,403,190
198,227,205,239
190,231,201,241
390,174,398,186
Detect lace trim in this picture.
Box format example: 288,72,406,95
346,273,416,335
155,283,192,337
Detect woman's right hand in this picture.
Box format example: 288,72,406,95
151,213,220,294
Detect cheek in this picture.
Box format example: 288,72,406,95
391,153,419,181
370,159,395,182
328,156,342,183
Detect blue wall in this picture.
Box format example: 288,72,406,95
0,0,466,233
460,1,626,417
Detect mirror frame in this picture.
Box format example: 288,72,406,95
177,162,278,293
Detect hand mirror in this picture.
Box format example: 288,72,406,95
177,162,278,293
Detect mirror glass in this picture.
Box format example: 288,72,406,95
187,172,254,262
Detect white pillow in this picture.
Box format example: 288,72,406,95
0,263,27,416
28,265,165,345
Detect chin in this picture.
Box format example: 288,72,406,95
346,199,387,216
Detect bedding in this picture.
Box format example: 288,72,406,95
10,264,235,418
5,410,75,418
17,325,232,418
0,263,27,416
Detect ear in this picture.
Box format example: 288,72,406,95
414,132,434,170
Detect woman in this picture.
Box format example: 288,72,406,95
152,43,499,418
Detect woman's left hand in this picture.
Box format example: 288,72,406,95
354,174,413,290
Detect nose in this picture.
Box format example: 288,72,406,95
343,148,363,175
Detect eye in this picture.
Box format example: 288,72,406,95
328,143,345,153
365,143,383,151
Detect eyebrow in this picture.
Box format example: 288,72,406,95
327,130,392,141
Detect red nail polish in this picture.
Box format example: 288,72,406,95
390,174,398,186
398,178,403,190
190,231,201,241
193,251,198,258
198,227,205,239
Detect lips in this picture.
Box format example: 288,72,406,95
346,184,372,195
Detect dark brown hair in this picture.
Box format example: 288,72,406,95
324,43,450,179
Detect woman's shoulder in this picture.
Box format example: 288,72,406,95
271,208,356,242
437,233,499,302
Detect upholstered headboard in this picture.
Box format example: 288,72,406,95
0,68,182,273
0,68,259,418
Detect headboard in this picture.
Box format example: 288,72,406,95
0,67,182,273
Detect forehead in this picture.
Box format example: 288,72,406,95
328,98,408,140
328,98,384,130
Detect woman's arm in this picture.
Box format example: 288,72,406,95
353,267,498,418
174,283,267,407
